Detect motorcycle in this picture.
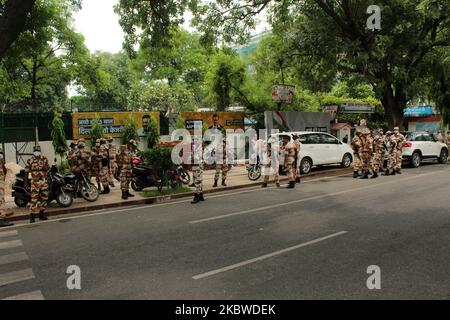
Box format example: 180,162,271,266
63,168,99,202
247,157,262,181
12,165,73,208
129,157,182,192
176,165,190,185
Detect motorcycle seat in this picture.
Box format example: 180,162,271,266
64,173,76,179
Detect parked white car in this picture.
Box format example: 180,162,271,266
402,131,449,168
269,132,353,174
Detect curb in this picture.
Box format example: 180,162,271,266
6,167,353,222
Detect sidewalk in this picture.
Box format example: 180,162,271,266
3,165,352,222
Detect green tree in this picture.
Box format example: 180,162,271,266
89,119,104,146
145,116,160,149
121,115,138,145
51,112,68,163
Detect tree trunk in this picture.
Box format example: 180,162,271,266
381,82,405,129
0,0,36,60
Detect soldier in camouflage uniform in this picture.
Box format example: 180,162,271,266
0,150,14,227
25,145,50,223
351,130,363,178
282,135,297,188
360,128,373,179
383,131,397,176
98,138,110,194
75,139,91,172
117,139,137,200
107,137,117,187
370,129,385,178
67,142,78,169
393,126,405,174
91,139,102,191
213,138,232,187
191,137,205,204
261,137,280,188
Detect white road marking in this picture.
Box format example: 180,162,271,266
189,171,439,224
2,290,44,300
0,240,23,250
0,230,18,238
0,268,35,287
0,252,29,265
193,231,348,280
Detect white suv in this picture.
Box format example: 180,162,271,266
269,132,353,174
402,132,449,168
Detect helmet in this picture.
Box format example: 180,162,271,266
386,131,392,135
393,126,399,132
128,139,138,147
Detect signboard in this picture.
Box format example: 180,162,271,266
321,105,339,121
340,102,374,113
272,85,295,104
404,106,433,117
265,111,332,133
72,112,160,140
179,112,245,134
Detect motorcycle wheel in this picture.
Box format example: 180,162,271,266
80,183,99,202
14,193,29,207
55,189,73,208
169,178,182,190
178,168,191,185
248,165,262,181
131,180,144,192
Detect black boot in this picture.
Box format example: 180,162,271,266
97,183,102,191
30,214,36,223
353,171,359,178
371,172,378,179
191,193,200,204
199,193,205,201
221,179,227,187
360,171,369,179
295,177,301,183
276,182,280,188
213,179,218,188
39,210,48,221
122,191,128,200
382,170,391,176
261,183,268,188
286,181,295,189
396,169,402,174
126,190,135,197
390,170,396,176
100,185,110,194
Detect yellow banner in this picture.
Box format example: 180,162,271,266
180,112,245,132
72,112,160,140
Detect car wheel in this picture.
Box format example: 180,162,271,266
300,158,312,174
341,153,352,168
438,149,448,164
410,152,421,168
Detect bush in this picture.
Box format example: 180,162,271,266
51,112,68,160
145,116,160,149
141,147,174,176
122,115,138,145
90,118,104,147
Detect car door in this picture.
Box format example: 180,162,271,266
426,133,441,156
300,133,322,164
318,133,340,163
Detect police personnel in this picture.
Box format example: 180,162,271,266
117,139,137,200
67,142,78,168
75,138,91,172
282,135,297,188
370,129,385,179
292,134,302,183
351,129,363,178
107,137,117,187
360,127,373,179
213,138,231,188
393,126,405,174
25,145,50,223
261,137,280,188
98,138,110,194
91,139,101,191
383,131,397,176
191,137,205,204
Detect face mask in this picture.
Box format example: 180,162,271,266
33,151,41,157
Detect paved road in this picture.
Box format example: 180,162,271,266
1,163,450,300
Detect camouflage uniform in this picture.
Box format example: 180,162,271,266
25,152,50,218
98,139,110,193
371,132,385,174
75,141,91,172
67,144,78,168
91,141,101,188
191,139,205,204
107,140,117,187
293,137,302,182
393,131,405,172
283,138,297,188
117,145,133,198
213,141,232,187
0,153,5,210
262,141,280,187
351,133,363,177
360,132,373,179
386,133,398,174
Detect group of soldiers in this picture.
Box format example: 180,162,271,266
351,126,405,179
67,137,138,200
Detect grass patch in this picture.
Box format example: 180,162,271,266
142,187,192,197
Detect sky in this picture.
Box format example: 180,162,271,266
73,0,270,54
